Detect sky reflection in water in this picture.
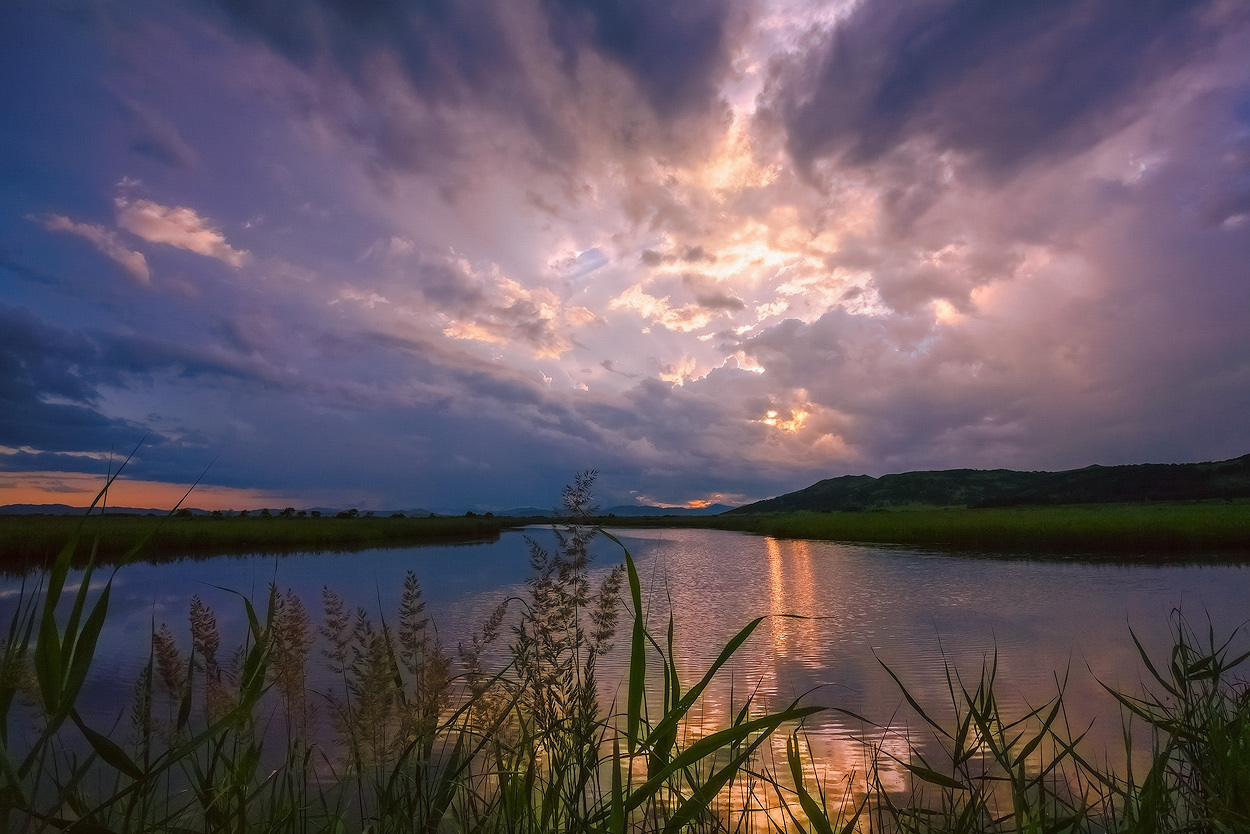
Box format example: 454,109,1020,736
3,527,1246,785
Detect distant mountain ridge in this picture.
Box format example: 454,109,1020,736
0,503,171,516
727,454,1250,514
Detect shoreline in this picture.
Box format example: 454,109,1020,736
0,514,519,571
3,498,1248,570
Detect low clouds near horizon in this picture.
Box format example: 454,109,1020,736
2,0,1248,510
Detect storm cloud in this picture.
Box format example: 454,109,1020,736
767,0,1224,178
2,0,1248,510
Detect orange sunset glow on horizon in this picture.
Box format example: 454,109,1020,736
0,471,300,513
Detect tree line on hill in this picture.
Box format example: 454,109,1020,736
729,453,1250,514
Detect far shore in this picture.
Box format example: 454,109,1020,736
691,500,1250,557
2,498,1248,570
0,514,517,571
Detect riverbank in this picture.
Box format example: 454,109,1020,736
4,499,1249,570
0,513,518,570
690,500,1250,555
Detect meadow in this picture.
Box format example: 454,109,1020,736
0,475,1248,832
691,501,1250,556
4,499,1249,574
0,514,516,571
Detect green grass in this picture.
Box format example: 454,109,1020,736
5,500,1249,572
0,514,517,571
1,476,1249,832
695,501,1250,555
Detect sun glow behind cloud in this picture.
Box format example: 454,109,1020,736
684,114,781,198
759,408,809,433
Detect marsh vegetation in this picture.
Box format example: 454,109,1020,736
0,514,515,571
5,499,1249,575
699,502,1250,555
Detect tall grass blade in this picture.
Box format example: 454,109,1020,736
624,703,822,815
69,708,144,781
609,735,625,834
904,762,969,792
608,534,646,755
785,732,839,834
876,655,952,739
664,722,774,832
646,616,767,777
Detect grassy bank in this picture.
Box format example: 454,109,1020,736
4,499,1249,572
0,514,518,570
690,500,1250,555
1,477,1248,832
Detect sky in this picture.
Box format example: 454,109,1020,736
2,0,1249,512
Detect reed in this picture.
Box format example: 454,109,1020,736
0,472,1246,832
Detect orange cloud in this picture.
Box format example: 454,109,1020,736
116,197,248,267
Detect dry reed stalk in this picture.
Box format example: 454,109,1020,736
189,595,233,722
271,587,313,727
152,623,184,698
320,587,351,675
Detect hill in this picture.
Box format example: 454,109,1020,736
727,454,1250,514
0,503,170,516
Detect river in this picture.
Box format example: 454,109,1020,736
3,525,1247,787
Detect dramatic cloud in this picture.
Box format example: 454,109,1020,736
766,0,1223,177
208,0,740,118
542,0,742,116
0,305,141,454
2,0,1248,509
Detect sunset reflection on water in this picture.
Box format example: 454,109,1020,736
766,537,824,664
2,526,1246,812
603,527,1249,803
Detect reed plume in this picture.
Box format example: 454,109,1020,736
189,594,232,722
129,661,153,747
321,586,351,676
270,586,313,728
152,623,185,699
396,570,450,744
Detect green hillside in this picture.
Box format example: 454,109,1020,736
727,453,1250,514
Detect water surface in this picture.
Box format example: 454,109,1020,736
3,527,1247,781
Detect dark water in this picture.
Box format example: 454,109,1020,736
3,527,1247,783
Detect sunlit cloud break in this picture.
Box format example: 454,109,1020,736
115,196,248,267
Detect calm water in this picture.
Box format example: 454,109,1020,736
4,527,1248,782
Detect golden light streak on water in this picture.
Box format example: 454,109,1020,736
767,536,790,660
